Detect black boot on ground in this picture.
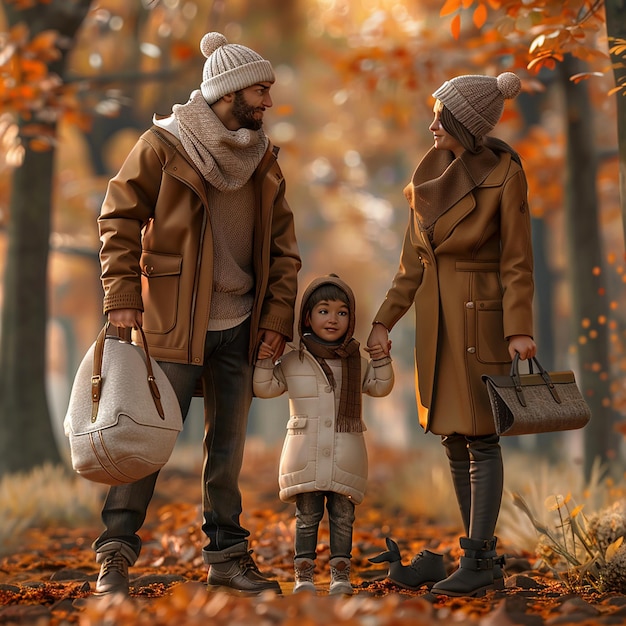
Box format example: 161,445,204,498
431,536,498,597
369,537,446,590
490,537,506,589
94,541,136,596
205,541,282,595
442,435,506,590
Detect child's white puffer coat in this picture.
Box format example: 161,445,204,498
253,345,393,504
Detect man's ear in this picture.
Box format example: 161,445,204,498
220,92,235,103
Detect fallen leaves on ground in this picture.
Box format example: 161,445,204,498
1,444,626,625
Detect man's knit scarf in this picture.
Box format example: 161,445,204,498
300,333,363,434
172,90,268,191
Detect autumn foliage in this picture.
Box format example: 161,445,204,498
2,443,626,625
440,0,609,73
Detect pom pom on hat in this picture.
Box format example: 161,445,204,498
432,72,521,137
496,72,521,100
199,32,275,104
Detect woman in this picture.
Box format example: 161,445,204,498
367,72,536,597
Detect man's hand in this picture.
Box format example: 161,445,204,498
258,329,287,361
257,340,275,360
108,309,143,328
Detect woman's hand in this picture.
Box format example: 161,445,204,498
508,335,536,361
366,343,388,360
367,323,392,357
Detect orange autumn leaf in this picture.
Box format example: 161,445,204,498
440,0,462,17
451,14,462,40
608,85,626,96
16,84,38,99
27,30,60,61
473,3,488,29
8,22,29,46
20,58,48,80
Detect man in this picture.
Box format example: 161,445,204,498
94,32,301,596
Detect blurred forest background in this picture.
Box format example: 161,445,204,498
0,0,625,485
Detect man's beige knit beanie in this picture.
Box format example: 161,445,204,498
432,72,521,137
200,32,275,105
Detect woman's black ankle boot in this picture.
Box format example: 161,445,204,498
431,536,497,597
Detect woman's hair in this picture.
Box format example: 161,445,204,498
440,104,521,166
301,282,350,329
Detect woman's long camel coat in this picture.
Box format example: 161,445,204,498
374,150,534,436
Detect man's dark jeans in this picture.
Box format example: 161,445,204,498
93,318,253,561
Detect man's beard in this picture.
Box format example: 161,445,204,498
232,91,263,131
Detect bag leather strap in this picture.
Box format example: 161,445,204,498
509,353,561,408
91,322,166,423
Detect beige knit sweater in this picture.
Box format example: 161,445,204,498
205,180,255,330
154,95,264,331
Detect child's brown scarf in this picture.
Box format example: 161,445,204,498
301,334,363,433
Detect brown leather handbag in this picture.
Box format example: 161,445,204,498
64,323,182,485
482,355,591,436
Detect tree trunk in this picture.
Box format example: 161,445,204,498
604,0,626,247
0,131,59,473
513,85,561,459
559,55,618,478
0,0,92,475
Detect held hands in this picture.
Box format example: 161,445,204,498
366,322,392,358
508,335,537,361
366,343,389,360
257,330,287,362
257,340,275,360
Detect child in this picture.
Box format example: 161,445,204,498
253,274,394,595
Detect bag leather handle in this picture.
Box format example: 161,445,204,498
509,353,561,408
91,322,166,423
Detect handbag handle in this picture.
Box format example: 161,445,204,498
91,322,166,423
509,353,561,408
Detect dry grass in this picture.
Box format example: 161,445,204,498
0,463,105,555
498,453,623,553
366,441,626,559
2,440,623,569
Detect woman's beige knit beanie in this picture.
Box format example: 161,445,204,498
200,32,275,104
432,72,521,137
